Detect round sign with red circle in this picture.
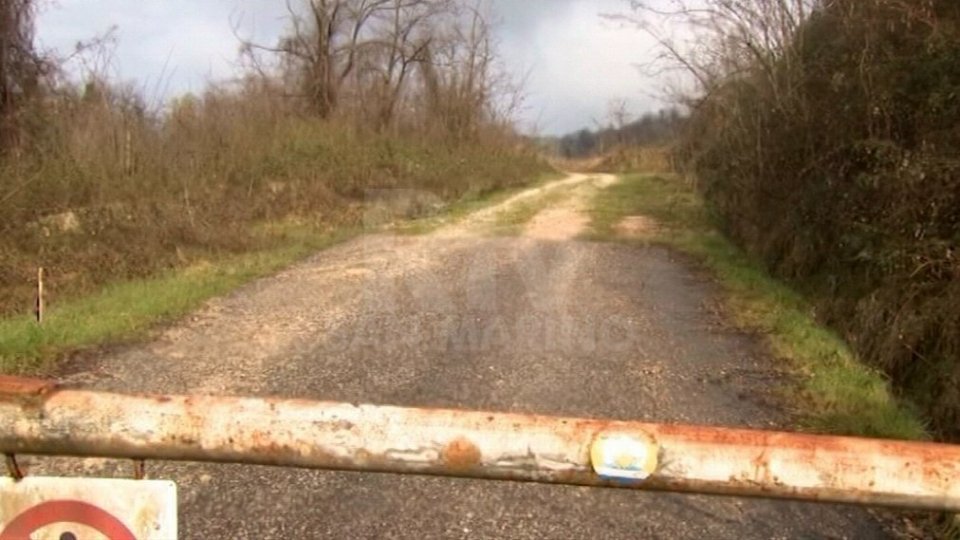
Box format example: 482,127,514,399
0,500,137,540
0,477,177,540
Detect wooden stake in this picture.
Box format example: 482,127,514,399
35,267,43,325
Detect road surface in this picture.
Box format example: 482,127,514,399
30,174,891,538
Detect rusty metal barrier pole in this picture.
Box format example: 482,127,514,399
1,376,958,511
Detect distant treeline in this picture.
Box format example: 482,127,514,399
542,108,685,158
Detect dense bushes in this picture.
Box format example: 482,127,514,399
673,1,960,438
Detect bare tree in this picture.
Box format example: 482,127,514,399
239,0,451,123
611,0,815,101
0,0,47,148
240,0,367,117
418,1,498,138
235,0,515,137
607,98,633,146
366,0,450,128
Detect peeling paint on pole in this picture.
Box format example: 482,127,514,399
0,376,958,511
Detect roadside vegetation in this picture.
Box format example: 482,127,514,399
0,228,354,373
491,182,576,234
392,171,563,235
588,173,927,441
0,0,548,373
620,0,960,442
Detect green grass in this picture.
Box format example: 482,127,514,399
587,173,928,440
0,170,559,375
394,171,565,235
0,226,357,375
491,182,575,235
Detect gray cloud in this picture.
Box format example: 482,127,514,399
37,0,664,135
493,0,665,134
37,0,287,99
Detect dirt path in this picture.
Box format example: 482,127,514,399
32,173,889,538
521,174,614,240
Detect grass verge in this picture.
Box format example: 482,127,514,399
0,226,357,375
586,173,927,440
0,170,561,375
491,182,576,235
392,171,565,235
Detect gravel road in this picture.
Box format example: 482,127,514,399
30,174,891,538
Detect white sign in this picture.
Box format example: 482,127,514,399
0,477,177,540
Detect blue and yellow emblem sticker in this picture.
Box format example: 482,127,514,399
590,431,660,482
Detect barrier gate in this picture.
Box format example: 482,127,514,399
1,375,959,537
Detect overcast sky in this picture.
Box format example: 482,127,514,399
36,0,664,135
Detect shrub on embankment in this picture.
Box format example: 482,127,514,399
0,1,547,321
671,1,960,439
0,83,544,318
